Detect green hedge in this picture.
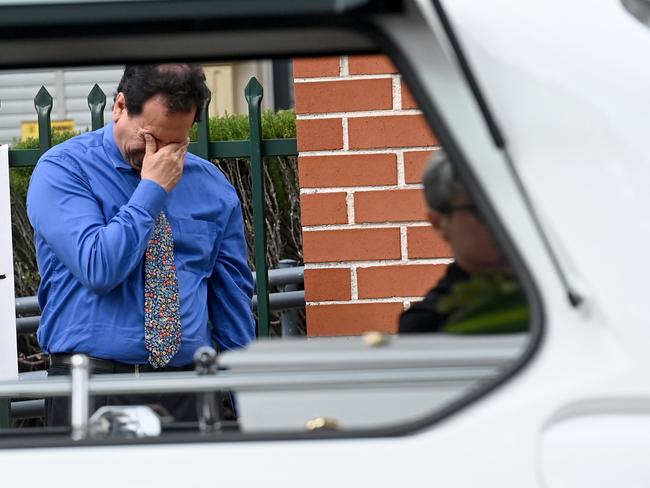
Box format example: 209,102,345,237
11,109,295,151
196,109,296,140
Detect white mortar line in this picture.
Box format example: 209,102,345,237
296,109,422,120
357,258,454,268
346,192,355,224
403,148,440,155
299,147,437,157
294,74,393,83
307,297,425,306
342,117,349,151
392,75,402,110
400,226,408,262
303,221,429,231
350,266,359,300
304,258,454,269
299,148,399,156
301,184,423,194
340,56,349,76
303,263,351,269
396,151,406,186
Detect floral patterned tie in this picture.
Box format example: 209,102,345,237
144,211,182,368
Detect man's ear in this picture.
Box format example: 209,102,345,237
428,210,442,231
428,210,450,242
113,92,126,122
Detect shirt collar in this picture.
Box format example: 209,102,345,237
102,121,134,172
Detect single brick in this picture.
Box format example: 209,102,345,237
407,226,453,258
401,80,419,109
300,192,348,226
293,57,340,78
307,302,403,336
357,264,448,299
304,268,352,302
303,227,401,263
295,79,393,114
404,151,434,184
354,189,428,223
348,55,398,75
298,153,397,188
296,118,343,151
348,115,437,149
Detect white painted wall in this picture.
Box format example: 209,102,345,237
0,145,17,381
0,66,123,144
0,62,278,144
233,60,275,114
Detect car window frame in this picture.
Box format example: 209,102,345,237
0,0,544,449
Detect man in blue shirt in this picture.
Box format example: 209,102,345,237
27,64,255,426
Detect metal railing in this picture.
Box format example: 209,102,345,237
6,334,528,429
8,363,500,427
11,264,305,421
7,77,298,338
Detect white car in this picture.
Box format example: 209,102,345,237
0,0,648,486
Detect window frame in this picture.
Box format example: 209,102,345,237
0,0,545,449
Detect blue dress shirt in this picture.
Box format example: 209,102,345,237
27,122,255,365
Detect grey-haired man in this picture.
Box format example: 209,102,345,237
399,152,508,333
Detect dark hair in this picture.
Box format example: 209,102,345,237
422,150,466,212
115,64,210,122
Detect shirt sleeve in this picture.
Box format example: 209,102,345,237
27,155,167,295
208,200,256,350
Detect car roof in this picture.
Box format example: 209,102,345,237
0,0,404,68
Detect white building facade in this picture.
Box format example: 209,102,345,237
0,61,285,144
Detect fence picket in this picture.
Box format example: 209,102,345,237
87,84,106,131
34,86,53,155
195,94,210,160
245,77,270,337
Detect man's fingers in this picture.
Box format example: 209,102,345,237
144,133,157,156
175,143,188,159
176,139,189,157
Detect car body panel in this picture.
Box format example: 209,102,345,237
0,0,648,486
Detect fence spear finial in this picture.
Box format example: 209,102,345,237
34,86,53,154
87,84,106,131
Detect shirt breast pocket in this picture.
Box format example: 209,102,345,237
172,218,218,274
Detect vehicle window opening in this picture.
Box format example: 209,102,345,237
0,50,534,447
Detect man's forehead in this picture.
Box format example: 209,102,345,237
139,118,193,144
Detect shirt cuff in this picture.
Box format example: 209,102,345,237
129,178,167,218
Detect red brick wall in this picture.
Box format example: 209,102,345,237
294,55,452,336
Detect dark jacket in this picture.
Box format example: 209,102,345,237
398,263,470,334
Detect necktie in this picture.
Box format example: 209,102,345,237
144,211,182,368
